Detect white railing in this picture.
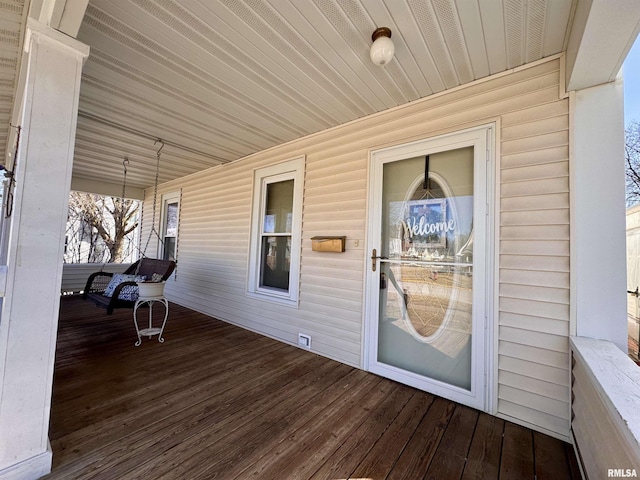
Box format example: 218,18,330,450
61,263,132,295
570,337,640,478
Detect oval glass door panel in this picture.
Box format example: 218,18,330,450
378,147,473,390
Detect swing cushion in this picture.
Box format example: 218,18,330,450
103,274,146,298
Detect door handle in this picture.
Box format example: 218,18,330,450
371,249,388,272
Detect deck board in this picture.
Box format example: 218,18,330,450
45,296,580,479
500,423,535,480
461,414,505,479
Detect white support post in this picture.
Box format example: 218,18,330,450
571,78,628,352
0,19,88,479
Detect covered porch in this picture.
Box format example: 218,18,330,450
1,1,640,479
46,296,579,480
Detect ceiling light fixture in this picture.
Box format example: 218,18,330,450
370,27,394,66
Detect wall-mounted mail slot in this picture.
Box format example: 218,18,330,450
311,236,346,253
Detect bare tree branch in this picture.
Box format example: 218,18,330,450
626,121,640,206
65,192,140,263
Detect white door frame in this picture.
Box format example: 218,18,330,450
363,124,496,412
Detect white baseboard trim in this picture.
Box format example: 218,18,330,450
0,445,52,480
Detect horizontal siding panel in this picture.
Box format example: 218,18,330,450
500,341,568,369
302,218,366,231
499,385,567,419
295,311,362,336
301,256,364,272
178,222,249,233
499,370,569,403
305,167,368,187
498,312,569,337
501,101,568,126
180,205,247,222
304,178,366,195
299,291,362,313
174,275,247,292
501,177,568,197
500,239,569,256
177,242,247,255
498,356,568,386
303,188,368,207
500,224,569,240
500,325,569,353
501,131,568,156
301,267,364,283
501,146,568,169
500,269,569,288
181,197,250,213
500,283,569,304
501,193,569,211
301,278,363,296
500,297,569,322
304,156,366,179
303,202,366,215
501,115,568,141
498,399,569,437
175,254,246,270
501,161,568,183
500,254,569,271
501,209,569,226
181,181,250,201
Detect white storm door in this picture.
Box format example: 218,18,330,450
365,125,494,411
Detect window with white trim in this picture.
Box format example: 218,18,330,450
248,157,304,305
159,191,180,262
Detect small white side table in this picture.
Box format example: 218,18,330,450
133,295,169,346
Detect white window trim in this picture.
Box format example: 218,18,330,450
247,156,304,306
158,190,180,262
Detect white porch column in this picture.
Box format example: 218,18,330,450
0,19,88,479
571,78,628,351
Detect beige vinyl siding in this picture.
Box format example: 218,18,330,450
499,76,570,438
141,56,570,438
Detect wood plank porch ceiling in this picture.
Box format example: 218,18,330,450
70,0,576,190
46,296,580,479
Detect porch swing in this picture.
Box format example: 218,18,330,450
83,140,176,314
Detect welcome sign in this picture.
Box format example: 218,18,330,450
400,198,454,249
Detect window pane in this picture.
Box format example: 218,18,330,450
165,202,178,237
163,236,176,261
260,236,291,291
264,180,293,234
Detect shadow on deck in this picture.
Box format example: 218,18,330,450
45,296,581,479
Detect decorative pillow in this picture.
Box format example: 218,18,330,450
117,284,140,302
150,272,164,283
103,273,145,298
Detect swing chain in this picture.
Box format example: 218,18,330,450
4,124,21,218
139,139,165,263
121,157,129,200
151,139,164,229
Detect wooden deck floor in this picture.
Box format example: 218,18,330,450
46,296,581,480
